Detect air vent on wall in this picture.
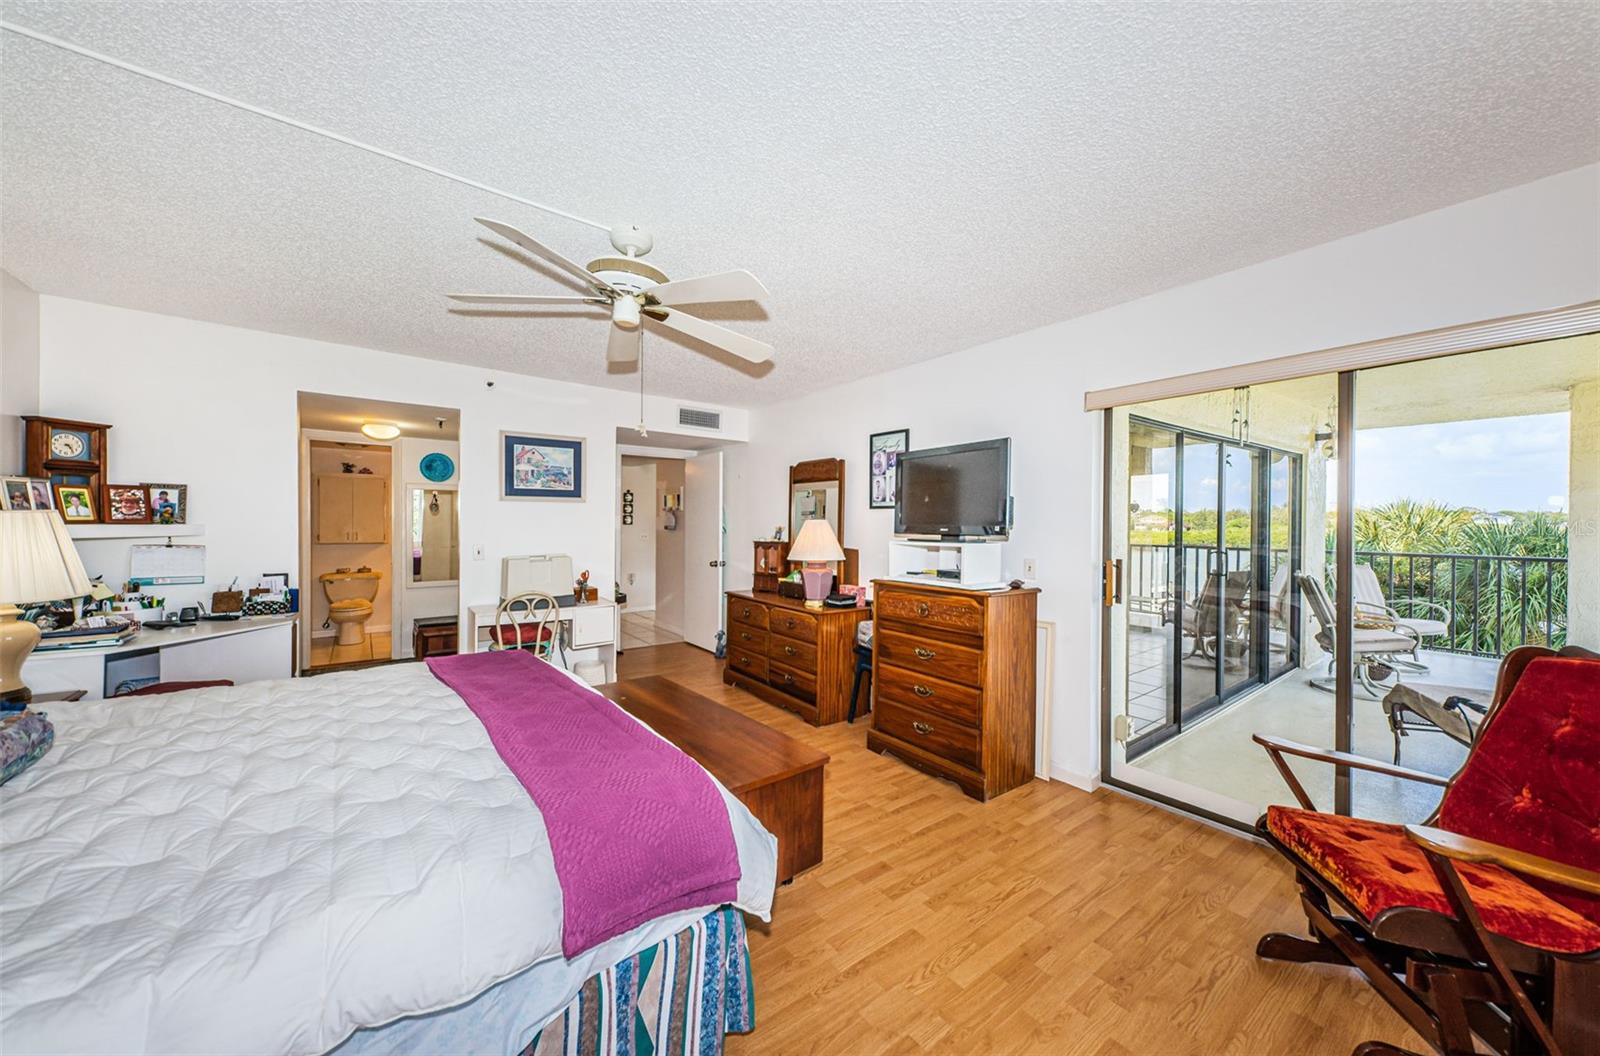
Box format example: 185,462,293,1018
677,407,722,430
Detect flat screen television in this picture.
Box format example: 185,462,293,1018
894,438,1011,539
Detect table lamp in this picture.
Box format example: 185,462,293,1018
0,510,93,704
788,518,844,609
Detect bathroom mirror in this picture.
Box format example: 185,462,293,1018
408,486,459,584
789,458,845,549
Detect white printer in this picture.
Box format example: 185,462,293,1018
500,554,575,601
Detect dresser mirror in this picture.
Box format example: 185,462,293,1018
788,458,845,552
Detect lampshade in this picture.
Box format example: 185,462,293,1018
788,518,844,563
0,510,94,605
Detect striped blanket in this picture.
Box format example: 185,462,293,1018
522,907,754,1056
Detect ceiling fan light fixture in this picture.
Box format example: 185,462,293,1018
612,297,641,331
361,422,401,440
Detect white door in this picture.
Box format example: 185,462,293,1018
681,450,724,652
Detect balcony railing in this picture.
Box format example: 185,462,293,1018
1126,543,1567,657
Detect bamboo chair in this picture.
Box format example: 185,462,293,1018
488,591,562,665
1253,645,1600,1056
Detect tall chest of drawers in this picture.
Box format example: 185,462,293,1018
724,590,869,726
866,580,1039,801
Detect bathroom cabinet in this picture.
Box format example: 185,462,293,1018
315,475,389,544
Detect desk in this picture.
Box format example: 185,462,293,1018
467,600,618,680
23,616,298,700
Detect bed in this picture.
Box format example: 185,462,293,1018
0,657,777,1055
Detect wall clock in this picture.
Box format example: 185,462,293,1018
419,452,455,482
22,416,112,520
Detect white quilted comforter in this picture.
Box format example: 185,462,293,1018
0,663,776,1055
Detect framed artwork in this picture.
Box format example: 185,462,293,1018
27,479,53,510
501,432,585,501
142,483,188,525
106,484,152,524
869,429,910,509
2,478,34,510
54,485,96,522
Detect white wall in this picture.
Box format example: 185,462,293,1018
618,458,657,610
0,269,41,474
654,459,687,635
35,297,748,646
724,163,1600,790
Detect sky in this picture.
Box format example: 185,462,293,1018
1352,412,1569,513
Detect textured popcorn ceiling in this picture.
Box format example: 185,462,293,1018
2,1,1596,406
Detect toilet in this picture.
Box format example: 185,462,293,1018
321,569,381,646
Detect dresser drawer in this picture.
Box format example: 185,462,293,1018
875,663,981,725
874,699,979,770
728,648,768,681
729,598,768,630
768,660,816,702
767,634,817,669
876,628,983,686
729,624,768,654
875,588,984,637
767,607,818,644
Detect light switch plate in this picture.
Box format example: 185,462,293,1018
472,544,485,561
1023,558,1037,579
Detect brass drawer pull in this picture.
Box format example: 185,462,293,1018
784,645,797,655
916,602,931,617
912,721,932,735
913,684,933,697
914,647,936,660
785,618,797,629
740,607,752,618
740,631,752,640
739,655,752,665
781,673,795,684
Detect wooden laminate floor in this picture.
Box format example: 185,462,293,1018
617,642,1418,1056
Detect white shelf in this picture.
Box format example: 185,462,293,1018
68,523,204,541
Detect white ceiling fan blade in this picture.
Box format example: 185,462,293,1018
474,217,617,295
648,308,773,364
607,324,641,364
447,293,609,305
647,269,770,307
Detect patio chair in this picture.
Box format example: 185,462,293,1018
1251,645,1600,1056
1382,680,1490,764
1180,569,1252,664
1297,572,1421,696
1354,563,1453,672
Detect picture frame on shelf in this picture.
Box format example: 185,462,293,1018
142,483,187,525
54,485,96,522
869,428,909,509
105,484,152,524
27,479,53,510
2,478,34,510
501,432,585,501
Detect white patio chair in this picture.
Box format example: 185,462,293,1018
1296,572,1420,697
1351,563,1452,672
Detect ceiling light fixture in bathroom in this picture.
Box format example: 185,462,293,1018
361,422,400,440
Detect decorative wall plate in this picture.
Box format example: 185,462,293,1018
419,452,455,482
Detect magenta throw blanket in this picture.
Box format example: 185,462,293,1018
426,650,741,957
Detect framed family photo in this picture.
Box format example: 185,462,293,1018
106,485,152,524
54,485,96,522
2,478,34,510
143,483,187,524
869,429,909,509
501,432,585,501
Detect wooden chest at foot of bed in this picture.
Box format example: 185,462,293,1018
595,675,829,884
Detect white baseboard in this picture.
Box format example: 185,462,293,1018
1048,759,1102,792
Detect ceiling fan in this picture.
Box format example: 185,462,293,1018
447,218,773,367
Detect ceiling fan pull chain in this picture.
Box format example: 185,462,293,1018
638,344,648,437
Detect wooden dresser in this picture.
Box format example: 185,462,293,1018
866,580,1039,801
723,590,869,725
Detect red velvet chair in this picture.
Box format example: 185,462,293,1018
1254,646,1600,1056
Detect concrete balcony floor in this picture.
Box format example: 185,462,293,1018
1125,629,1499,824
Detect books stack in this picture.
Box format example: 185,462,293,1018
35,618,138,651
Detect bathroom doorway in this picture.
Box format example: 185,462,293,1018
296,393,460,672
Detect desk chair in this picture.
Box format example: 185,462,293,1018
489,591,561,665
848,620,874,723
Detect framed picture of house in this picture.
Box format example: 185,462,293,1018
869,429,909,509
501,432,585,501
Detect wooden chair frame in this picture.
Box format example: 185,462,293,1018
490,591,562,665
1254,645,1600,1056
